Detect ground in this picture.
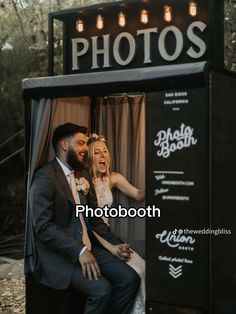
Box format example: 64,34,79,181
0,258,25,314
0,278,25,313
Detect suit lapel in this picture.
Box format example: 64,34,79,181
51,159,89,208
52,159,75,206
75,169,90,226
74,169,88,206
78,191,87,206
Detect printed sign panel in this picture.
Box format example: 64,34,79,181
63,0,212,73
146,88,209,309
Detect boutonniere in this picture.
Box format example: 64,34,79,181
75,177,90,195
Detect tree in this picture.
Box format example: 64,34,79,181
225,0,236,71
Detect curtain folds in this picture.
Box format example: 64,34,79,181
25,98,57,274
96,95,146,256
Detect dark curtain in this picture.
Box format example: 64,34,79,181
25,98,57,274
96,95,146,256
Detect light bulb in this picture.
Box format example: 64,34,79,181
189,1,197,17
96,14,104,30
164,5,172,23
118,11,126,27
76,19,84,33
140,9,149,24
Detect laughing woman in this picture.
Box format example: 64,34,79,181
87,134,145,314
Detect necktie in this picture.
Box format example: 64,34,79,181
69,172,91,251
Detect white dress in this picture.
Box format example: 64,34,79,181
93,177,145,314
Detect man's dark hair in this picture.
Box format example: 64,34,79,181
52,123,87,153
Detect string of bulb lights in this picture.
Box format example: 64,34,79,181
76,1,198,33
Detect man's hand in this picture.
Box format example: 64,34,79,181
109,243,133,261
79,249,101,281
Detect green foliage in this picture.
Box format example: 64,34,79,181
225,0,236,71
0,1,74,142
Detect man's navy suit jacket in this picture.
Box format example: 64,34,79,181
29,158,121,289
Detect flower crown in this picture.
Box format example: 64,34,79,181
87,133,106,145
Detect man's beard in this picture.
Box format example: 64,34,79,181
67,148,84,171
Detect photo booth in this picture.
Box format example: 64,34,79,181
23,62,236,314
23,1,236,313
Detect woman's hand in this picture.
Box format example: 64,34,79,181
109,243,133,261
91,230,133,262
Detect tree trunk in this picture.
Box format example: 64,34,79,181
11,0,27,42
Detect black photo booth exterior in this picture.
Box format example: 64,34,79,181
146,66,236,314
23,1,236,314
23,63,236,314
